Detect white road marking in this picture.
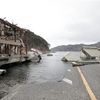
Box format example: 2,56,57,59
67,69,71,72
63,78,73,85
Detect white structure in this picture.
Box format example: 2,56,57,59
61,52,82,62
27,49,42,62
80,46,100,59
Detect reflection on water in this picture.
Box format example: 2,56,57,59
27,53,68,83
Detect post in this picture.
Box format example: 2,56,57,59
25,31,28,54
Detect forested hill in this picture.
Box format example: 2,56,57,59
23,30,50,52
51,42,100,52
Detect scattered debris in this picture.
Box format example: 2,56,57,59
27,50,42,62
61,52,81,62
80,46,100,60
0,18,42,67
62,46,100,66
0,69,6,75
0,18,28,67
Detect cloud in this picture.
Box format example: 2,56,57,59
50,0,100,46
1,0,100,47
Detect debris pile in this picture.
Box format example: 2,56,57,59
62,46,100,67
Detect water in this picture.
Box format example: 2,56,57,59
0,51,79,99
0,52,68,84
26,52,68,83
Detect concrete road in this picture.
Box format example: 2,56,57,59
2,64,100,100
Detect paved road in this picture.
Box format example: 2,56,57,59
80,64,100,100
1,53,100,100
2,64,100,100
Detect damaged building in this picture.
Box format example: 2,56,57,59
80,46,100,60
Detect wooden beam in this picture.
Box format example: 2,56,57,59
0,39,22,46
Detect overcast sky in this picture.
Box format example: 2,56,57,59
0,0,100,48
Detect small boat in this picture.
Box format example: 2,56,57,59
47,53,53,56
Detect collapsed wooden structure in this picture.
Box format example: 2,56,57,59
0,18,28,55
0,18,28,67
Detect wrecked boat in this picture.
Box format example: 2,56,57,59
27,48,42,62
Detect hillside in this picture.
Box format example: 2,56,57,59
51,42,100,52
23,30,50,52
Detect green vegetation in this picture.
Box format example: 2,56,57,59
24,30,50,52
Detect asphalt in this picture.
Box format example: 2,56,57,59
1,63,91,100
80,64,100,100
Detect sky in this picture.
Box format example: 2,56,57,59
0,0,100,48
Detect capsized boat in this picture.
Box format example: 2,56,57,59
27,48,42,62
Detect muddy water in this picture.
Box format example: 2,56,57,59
0,52,74,99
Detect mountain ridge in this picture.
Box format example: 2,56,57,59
51,42,100,52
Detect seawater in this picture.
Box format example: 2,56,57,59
0,51,80,99
0,51,81,84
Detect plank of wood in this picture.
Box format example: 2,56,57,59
0,39,21,46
